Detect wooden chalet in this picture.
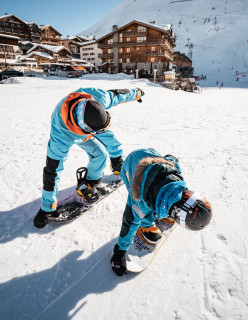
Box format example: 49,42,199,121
0,14,41,43
0,33,22,64
173,51,194,77
26,44,72,65
61,36,88,58
40,25,62,45
96,20,176,76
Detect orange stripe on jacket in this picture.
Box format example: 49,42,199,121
135,89,141,101
60,92,94,140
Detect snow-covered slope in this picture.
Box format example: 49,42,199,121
79,0,248,87
0,75,248,319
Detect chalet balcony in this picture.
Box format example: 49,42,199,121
122,31,147,37
145,51,172,59
98,53,114,59
97,38,174,50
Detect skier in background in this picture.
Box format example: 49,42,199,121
34,87,144,228
111,148,212,276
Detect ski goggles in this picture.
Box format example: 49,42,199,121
177,192,201,228
84,111,111,134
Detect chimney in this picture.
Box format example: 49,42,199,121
149,20,155,24
112,25,118,31
5,13,8,15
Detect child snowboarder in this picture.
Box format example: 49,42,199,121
111,148,212,276
34,87,144,228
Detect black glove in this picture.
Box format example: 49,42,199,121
136,88,145,103
33,208,60,228
111,244,127,276
110,156,124,174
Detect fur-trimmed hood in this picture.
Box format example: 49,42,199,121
131,157,175,201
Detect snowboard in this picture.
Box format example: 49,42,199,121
126,217,177,272
48,175,123,224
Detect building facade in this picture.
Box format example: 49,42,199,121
80,40,102,67
40,25,62,45
173,51,194,77
26,44,72,64
61,36,88,58
0,33,21,65
0,14,41,43
96,20,176,76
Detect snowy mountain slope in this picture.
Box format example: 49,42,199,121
78,0,248,87
0,75,248,320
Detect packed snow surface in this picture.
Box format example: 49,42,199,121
0,74,248,320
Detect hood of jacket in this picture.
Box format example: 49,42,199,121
131,156,176,202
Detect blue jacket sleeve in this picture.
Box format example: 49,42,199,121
75,87,141,110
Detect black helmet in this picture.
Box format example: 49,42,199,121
169,190,212,231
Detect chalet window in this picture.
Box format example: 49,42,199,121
126,48,130,53
136,47,139,50
151,57,155,62
108,38,113,44
127,29,131,32
119,33,123,42
108,48,113,53
137,26,146,32
137,36,146,42
119,58,122,63
119,48,123,53
126,58,130,63
151,47,156,51
126,38,130,42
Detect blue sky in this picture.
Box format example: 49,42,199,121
1,0,122,37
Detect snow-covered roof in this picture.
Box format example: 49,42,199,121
96,19,172,41
19,41,33,45
27,51,54,60
78,40,96,47
27,44,71,55
136,20,172,32
40,25,62,36
0,14,28,26
70,57,93,66
0,33,20,40
61,36,88,41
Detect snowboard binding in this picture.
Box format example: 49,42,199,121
76,167,100,203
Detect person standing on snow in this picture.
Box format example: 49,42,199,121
34,87,144,228
111,148,212,276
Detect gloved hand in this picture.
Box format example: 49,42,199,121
110,156,124,175
111,244,127,276
136,88,145,103
33,208,60,228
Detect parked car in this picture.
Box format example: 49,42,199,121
0,69,24,81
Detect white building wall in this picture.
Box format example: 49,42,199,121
80,43,102,67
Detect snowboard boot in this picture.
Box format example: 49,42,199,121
33,208,60,228
156,217,175,233
110,156,124,175
137,226,162,245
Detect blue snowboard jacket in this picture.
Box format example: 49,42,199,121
118,148,187,251
41,87,142,212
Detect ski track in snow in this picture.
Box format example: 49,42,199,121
0,75,248,320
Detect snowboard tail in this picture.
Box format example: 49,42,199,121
126,217,177,272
